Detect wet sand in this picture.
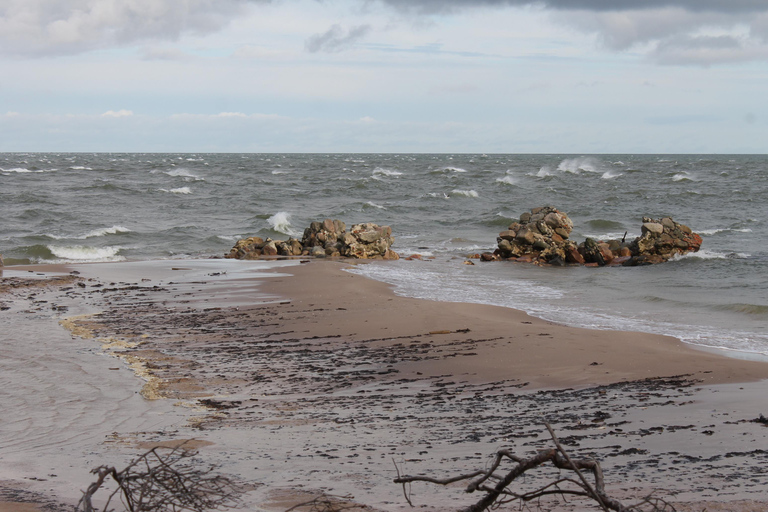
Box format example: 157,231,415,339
1,259,768,511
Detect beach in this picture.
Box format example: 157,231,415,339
2,258,768,512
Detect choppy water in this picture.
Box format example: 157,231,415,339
1,153,766,355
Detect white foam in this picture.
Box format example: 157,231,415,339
672,172,696,182
47,245,125,262
69,166,93,170
268,211,301,237
84,225,132,238
699,227,753,236
444,166,467,173
535,166,553,177
601,171,622,179
160,187,192,194
372,168,402,177
165,168,204,181
496,176,516,185
672,249,751,261
0,167,57,173
425,192,450,199
365,201,386,210
450,189,479,198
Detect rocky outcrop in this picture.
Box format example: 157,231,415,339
484,207,701,266
625,216,703,265
226,219,399,260
492,206,577,266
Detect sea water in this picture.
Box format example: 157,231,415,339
1,153,766,355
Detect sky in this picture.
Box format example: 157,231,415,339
0,0,766,153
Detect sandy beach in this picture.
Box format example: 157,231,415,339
2,258,768,512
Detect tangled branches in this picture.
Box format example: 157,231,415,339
394,423,676,512
76,445,242,512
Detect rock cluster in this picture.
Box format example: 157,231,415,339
226,219,399,260
484,207,702,266
490,206,577,266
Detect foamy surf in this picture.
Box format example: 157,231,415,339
47,245,125,263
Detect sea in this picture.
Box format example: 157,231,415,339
1,153,766,357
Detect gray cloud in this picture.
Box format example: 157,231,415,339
376,0,768,15
650,35,768,65
305,24,371,53
0,0,269,57
377,0,768,65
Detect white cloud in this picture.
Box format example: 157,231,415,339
216,112,247,117
102,109,134,117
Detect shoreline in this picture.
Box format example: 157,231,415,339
2,259,768,511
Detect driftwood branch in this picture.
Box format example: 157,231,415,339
394,422,677,512
76,444,242,512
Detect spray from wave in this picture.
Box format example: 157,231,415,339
268,211,301,237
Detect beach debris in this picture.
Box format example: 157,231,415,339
394,422,676,512
226,219,399,260
76,444,243,512
483,206,702,266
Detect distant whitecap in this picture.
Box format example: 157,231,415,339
450,189,479,198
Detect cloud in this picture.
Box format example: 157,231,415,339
101,109,134,117
377,0,768,64
305,24,371,53
650,34,768,65
0,0,270,57
376,1,768,14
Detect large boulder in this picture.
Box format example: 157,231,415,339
226,219,399,260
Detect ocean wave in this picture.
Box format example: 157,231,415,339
586,219,625,231
372,168,403,177
69,166,93,170
699,227,753,236
1,167,58,174
159,187,192,194
601,171,622,179
672,172,696,182
450,189,479,198
714,303,768,317
84,225,132,238
164,168,205,181
268,211,301,237
672,249,751,261
424,192,450,199
557,157,601,174
47,245,125,262
363,201,386,210
535,166,554,177
495,176,516,185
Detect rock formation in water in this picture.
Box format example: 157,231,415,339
483,207,702,266
226,219,399,260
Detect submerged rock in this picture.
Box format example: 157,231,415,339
226,219,399,260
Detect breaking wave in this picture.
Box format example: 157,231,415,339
268,211,301,237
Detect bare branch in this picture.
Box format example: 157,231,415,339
392,424,677,512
